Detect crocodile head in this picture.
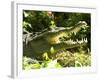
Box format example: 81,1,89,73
45,21,88,44
23,21,89,58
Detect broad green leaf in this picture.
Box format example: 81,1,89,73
50,46,55,54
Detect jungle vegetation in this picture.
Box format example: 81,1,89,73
23,10,91,70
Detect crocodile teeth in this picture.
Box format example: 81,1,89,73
78,41,82,44
84,38,88,43
73,42,76,44
65,37,88,45
83,38,85,42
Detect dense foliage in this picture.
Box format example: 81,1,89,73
23,10,91,70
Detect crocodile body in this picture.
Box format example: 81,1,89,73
23,21,88,58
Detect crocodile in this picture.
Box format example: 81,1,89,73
23,21,89,59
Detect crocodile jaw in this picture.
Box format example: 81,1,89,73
51,38,88,53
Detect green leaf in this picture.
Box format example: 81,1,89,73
49,21,56,29
42,52,49,60
50,46,55,54
46,59,62,68
75,61,82,67
31,63,41,69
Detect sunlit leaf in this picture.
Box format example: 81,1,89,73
50,46,55,54
42,52,49,60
